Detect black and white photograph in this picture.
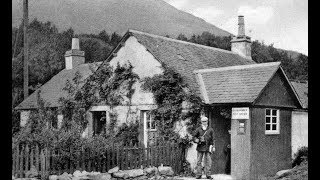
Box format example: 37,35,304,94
11,0,308,179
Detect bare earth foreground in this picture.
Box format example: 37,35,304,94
174,161,308,180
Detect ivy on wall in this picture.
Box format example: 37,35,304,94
141,65,203,147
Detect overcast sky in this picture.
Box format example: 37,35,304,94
164,0,308,55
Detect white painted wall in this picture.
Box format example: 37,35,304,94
291,110,308,157
109,36,163,106
20,110,31,127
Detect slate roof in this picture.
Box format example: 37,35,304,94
194,62,282,104
15,62,102,110
125,30,256,95
290,81,308,109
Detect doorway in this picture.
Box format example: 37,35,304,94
209,107,231,174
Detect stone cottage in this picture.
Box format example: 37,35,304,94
15,16,303,179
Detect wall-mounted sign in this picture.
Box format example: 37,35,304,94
232,107,249,119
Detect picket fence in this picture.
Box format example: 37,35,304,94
12,142,184,178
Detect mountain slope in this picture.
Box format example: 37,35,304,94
12,0,231,37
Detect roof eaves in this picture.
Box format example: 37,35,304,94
94,30,132,73
278,66,304,109
194,72,209,104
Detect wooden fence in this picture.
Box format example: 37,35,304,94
12,142,184,178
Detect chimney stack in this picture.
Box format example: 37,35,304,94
231,15,252,59
72,38,80,50
65,38,85,70
238,15,245,37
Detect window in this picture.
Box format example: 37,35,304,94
145,111,156,131
92,111,107,135
265,109,280,134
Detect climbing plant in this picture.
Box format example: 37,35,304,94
141,65,203,147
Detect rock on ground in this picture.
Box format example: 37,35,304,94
108,167,119,174
124,169,144,178
49,175,59,180
144,167,157,176
158,166,174,176
276,169,291,178
89,173,112,180
25,165,39,178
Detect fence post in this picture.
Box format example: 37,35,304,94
81,147,85,171
19,146,23,178
40,149,45,178
30,146,34,169
35,145,39,173
12,146,16,177
25,145,29,174
116,144,120,169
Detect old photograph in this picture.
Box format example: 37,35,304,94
12,0,308,179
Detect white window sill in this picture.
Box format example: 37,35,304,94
147,129,157,132
265,131,280,135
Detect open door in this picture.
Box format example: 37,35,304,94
209,108,231,174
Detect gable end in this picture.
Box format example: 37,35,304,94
253,69,302,108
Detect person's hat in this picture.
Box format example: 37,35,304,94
201,116,208,122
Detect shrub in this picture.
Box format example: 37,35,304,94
292,146,308,167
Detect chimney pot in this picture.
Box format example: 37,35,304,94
231,16,252,59
72,38,80,50
65,38,85,69
238,15,245,37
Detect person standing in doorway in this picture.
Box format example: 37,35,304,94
193,116,215,179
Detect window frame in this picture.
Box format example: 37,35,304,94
265,108,280,135
144,111,157,131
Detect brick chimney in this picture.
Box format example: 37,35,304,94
231,16,252,59
65,38,85,69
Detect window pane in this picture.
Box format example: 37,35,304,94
272,110,277,116
146,112,150,120
151,121,156,129
266,124,270,130
272,117,277,123
272,124,277,130
147,122,150,129
266,109,270,115
266,117,270,123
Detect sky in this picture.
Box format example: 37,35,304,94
163,0,308,55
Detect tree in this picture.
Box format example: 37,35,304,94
98,30,110,43
79,37,112,63
110,32,122,47
177,34,187,41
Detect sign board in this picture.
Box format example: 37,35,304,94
232,107,249,119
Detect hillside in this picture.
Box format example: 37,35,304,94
12,0,231,38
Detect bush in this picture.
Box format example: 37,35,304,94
292,146,308,167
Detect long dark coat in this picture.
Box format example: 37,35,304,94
193,126,215,152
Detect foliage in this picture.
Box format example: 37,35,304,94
142,65,203,147
115,122,140,146
12,62,140,168
12,19,122,128
180,160,195,177
79,37,113,63
292,146,308,167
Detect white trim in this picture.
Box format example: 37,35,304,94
265,109,280,135
195,73,209,103
90,106,110,111
279,66,304,108
143,111,148,147
193,62,281,74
